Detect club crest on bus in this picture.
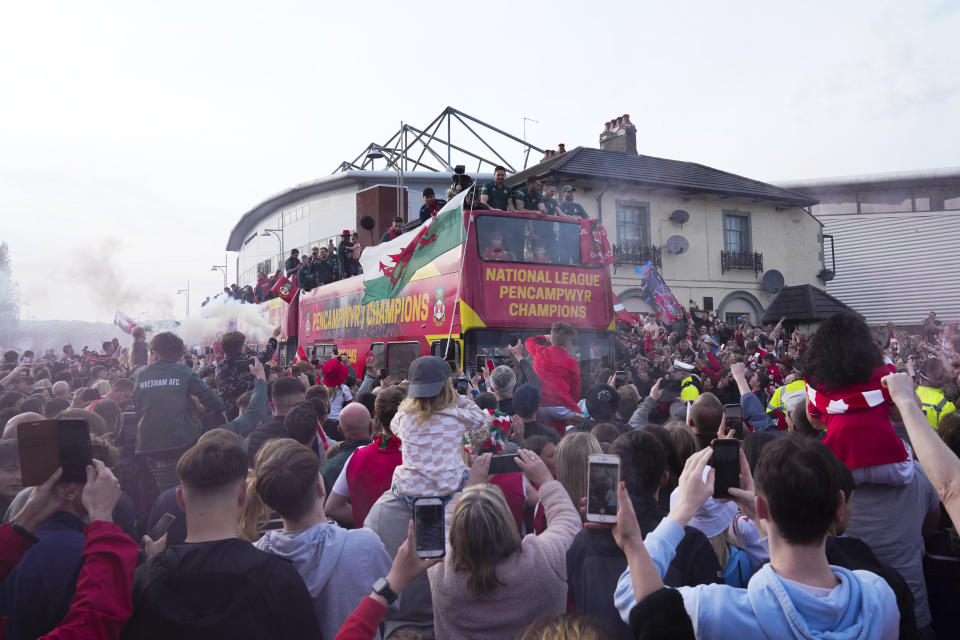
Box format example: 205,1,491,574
432,287,445,325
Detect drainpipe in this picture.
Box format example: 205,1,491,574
595,182,613,224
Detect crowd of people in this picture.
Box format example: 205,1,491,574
200,168,597,306
0,305,958,639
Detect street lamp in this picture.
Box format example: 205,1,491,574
176,282,190,317
210,264,227,288
366,143,405,220
261,228,283,271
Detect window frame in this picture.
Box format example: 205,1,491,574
474,214,583,266
615,199,651,249
721,210,752,254
386,341,422,381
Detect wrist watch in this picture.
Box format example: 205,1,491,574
372,577,398,604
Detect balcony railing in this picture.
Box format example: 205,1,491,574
612,244,662,272
720,250,763,276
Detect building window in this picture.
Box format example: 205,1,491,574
615,200,650,248
722,211,751,254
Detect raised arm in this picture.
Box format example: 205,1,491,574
884,372,960,525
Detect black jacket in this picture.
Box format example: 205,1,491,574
123,538,320,640
825,535,918,640
566,496,719,640
628,587,695,640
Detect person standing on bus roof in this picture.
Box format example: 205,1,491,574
419,188,446,224
541,181,561,216
381,217,405,243
339,230,362,278
559,186,589,219
481,166,515,211
513,176,547,215
284,249,301,278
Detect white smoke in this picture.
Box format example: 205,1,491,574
73,239,174,319
175,295,276,346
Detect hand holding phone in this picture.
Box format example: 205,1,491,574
17,419,92,486
413,497,445,559
147,513,177,542
586,454,620,523
488,453,520,475
710,439,740,499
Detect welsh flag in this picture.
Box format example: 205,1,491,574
293,344,308,364
113,310,138,335
360,190,468,304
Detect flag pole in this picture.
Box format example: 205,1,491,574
443,183,476,362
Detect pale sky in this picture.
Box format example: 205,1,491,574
1,0,958,323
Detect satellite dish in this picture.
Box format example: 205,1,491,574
762,270,785,294
669,209,690,225
359,215,376,231
818,269,836,282
666,235,689,255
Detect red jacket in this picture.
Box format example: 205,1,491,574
345,436,402,527
524,336,581,412
334,596,386,640
0,521,138,640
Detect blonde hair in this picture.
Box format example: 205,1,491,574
397,378,456,424
555,432,601,518
517,614,605,640
238,439,297,541
708,532,730,570
450,484,522,599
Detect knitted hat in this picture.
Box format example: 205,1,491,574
322,358,349,387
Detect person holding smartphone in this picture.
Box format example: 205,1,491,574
428,450,582,640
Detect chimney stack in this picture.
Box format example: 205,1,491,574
599,112,638,155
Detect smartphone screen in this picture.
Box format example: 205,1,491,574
58,419,93,484
147,513,177,542
711,439,740,499
614,371,626,385
454,378,469,395
413,499,445,558
475,355,485,374
488,454,520,475
723,404,742,421
586,456,620,522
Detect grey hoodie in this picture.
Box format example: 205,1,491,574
255,521,393,640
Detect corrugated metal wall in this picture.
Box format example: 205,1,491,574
820,209,960,324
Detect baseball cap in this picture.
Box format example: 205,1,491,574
585,384,619,421
407,356,451,398
560,185,576,193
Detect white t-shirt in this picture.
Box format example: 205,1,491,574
328,384,353,420
331,452,355,497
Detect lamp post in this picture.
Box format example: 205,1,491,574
176,282,190,318
210,264,227,288
366,144,404,220
261,228,283,272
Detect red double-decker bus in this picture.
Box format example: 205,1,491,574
265,207,616,392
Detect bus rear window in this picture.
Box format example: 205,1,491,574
387,342,420,381
476,216,582,266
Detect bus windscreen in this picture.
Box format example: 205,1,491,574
476,216,582,266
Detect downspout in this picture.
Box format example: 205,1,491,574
595,182,613,224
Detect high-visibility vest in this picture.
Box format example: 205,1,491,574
681,376,700,403
916,386,956,429
767,379,808,414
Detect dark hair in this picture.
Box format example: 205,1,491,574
44,398,71,418
422,187,435,197
112,378,133,393
939,411,960,458
177,436,249,490
373,386,407,436
284,401,319,446
149,332,185,361
803,313,883,391
742,430,777,474
92,399,121,433
638,423,682,479
524,433,560,452
355,391,377,415
790,403,820,438
78,388,101,404
17,395,45,415
474,392,497,411
526,176,537,185
753,434,843,545
494,165,506,173
219,331,246,355
590,422,620,444
270,377,306,401
2,350,17,364
614,430,666,498
304,385,328,403
0,391,26,411
254,439,320,521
